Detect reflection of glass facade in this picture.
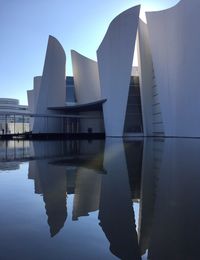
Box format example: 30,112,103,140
0,140,30,163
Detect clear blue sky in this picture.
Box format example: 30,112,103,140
0,0,179,105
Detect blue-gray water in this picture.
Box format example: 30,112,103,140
0,138,199,260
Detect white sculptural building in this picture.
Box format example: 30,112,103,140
27,0,200,138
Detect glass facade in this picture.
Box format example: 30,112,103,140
0,99,30,134
0,115,30,134
66,77,76,103
124,76,143,133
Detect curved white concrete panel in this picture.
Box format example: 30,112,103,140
33,36,66,133
27,89,34,130
33,76,42,111
27,90,34,113
27,76,42,131
137,20,154,136
97,6,140,136
27,76,42,113
146,0,200,137
71,50,101,104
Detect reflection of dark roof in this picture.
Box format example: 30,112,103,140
66,76,74,84
49,157,106,173
48,99,107,112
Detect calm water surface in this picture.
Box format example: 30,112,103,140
0,138,199,260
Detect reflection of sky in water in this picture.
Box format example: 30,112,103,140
141,251,148,260
133,202,140,232
0,138,200,259
0,163,115,260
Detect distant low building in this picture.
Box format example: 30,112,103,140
0,98,30,134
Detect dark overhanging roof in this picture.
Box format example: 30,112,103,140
48,99,107,113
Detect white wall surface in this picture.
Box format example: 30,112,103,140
27,76,42,131
27,90,34,130
33,36,66,133
97,6,140,137
27,90,34,113
71,50,101,104
146,0,200,137
137,20,153,136
33,76,42,111
137,20,164,136
27,76,42,113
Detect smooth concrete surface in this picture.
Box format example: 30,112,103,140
137,20,154,136
33,36,66,133
71,50,101,104
97,6,140,137
146,0,200,137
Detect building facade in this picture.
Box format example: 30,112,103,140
26,0,199,138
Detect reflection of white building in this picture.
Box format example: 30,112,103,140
27,0,200,138
0,98,30,134
72,168,102,220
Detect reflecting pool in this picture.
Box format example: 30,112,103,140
0,138,200,259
